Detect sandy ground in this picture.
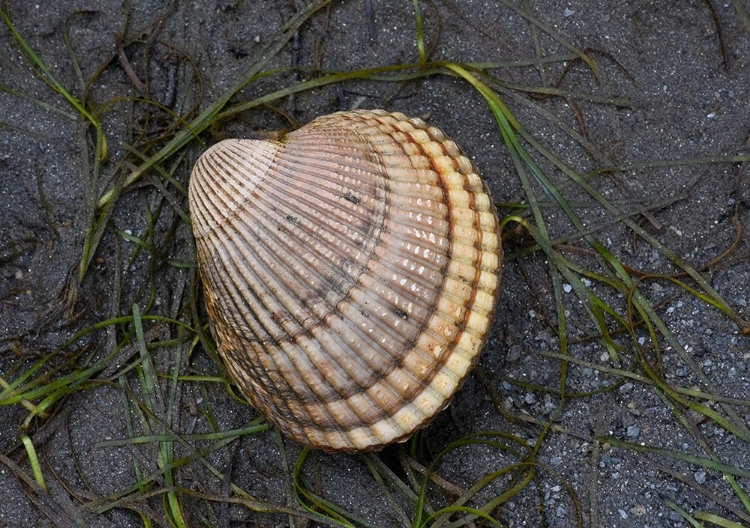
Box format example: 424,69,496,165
1,1,749,527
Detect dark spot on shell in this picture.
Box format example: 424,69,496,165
344,192,360,205
392,307,408,320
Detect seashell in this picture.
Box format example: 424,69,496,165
189,109,502,452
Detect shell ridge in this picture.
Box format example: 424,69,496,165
324,122,461,413
345,124,449,374
376,120,499,417
191,140,281,231
376,224,449,282
322,121,455,408
259,163,383,248
221,213,344,349
226,167,412,356
267,155,382,215
285,121,451,420
372,123,454,348
197,239,313,428
305,321,398,420
203,226,338,408
191,157,238,237
223,199,417,413
274,160,380,207
262,128,446,398
231,194,360,301
206,234,362,435
194,119,401,445
239,143,388,281
333,289,423,368
219,178,428,392
209,146,378,294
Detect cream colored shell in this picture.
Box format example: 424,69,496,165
189,109,502,452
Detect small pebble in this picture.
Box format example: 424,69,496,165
626,425,640,438
618,509,628,519
506,344,522,362
695,470,706,484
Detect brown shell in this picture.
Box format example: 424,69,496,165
189,109,502,452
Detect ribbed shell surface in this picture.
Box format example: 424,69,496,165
189,109,502,452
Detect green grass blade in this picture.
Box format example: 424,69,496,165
602,437,750,479
20,435,46,492
694,511,747,528
412,0,426,65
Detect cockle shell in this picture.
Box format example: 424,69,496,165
189,109,502,452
